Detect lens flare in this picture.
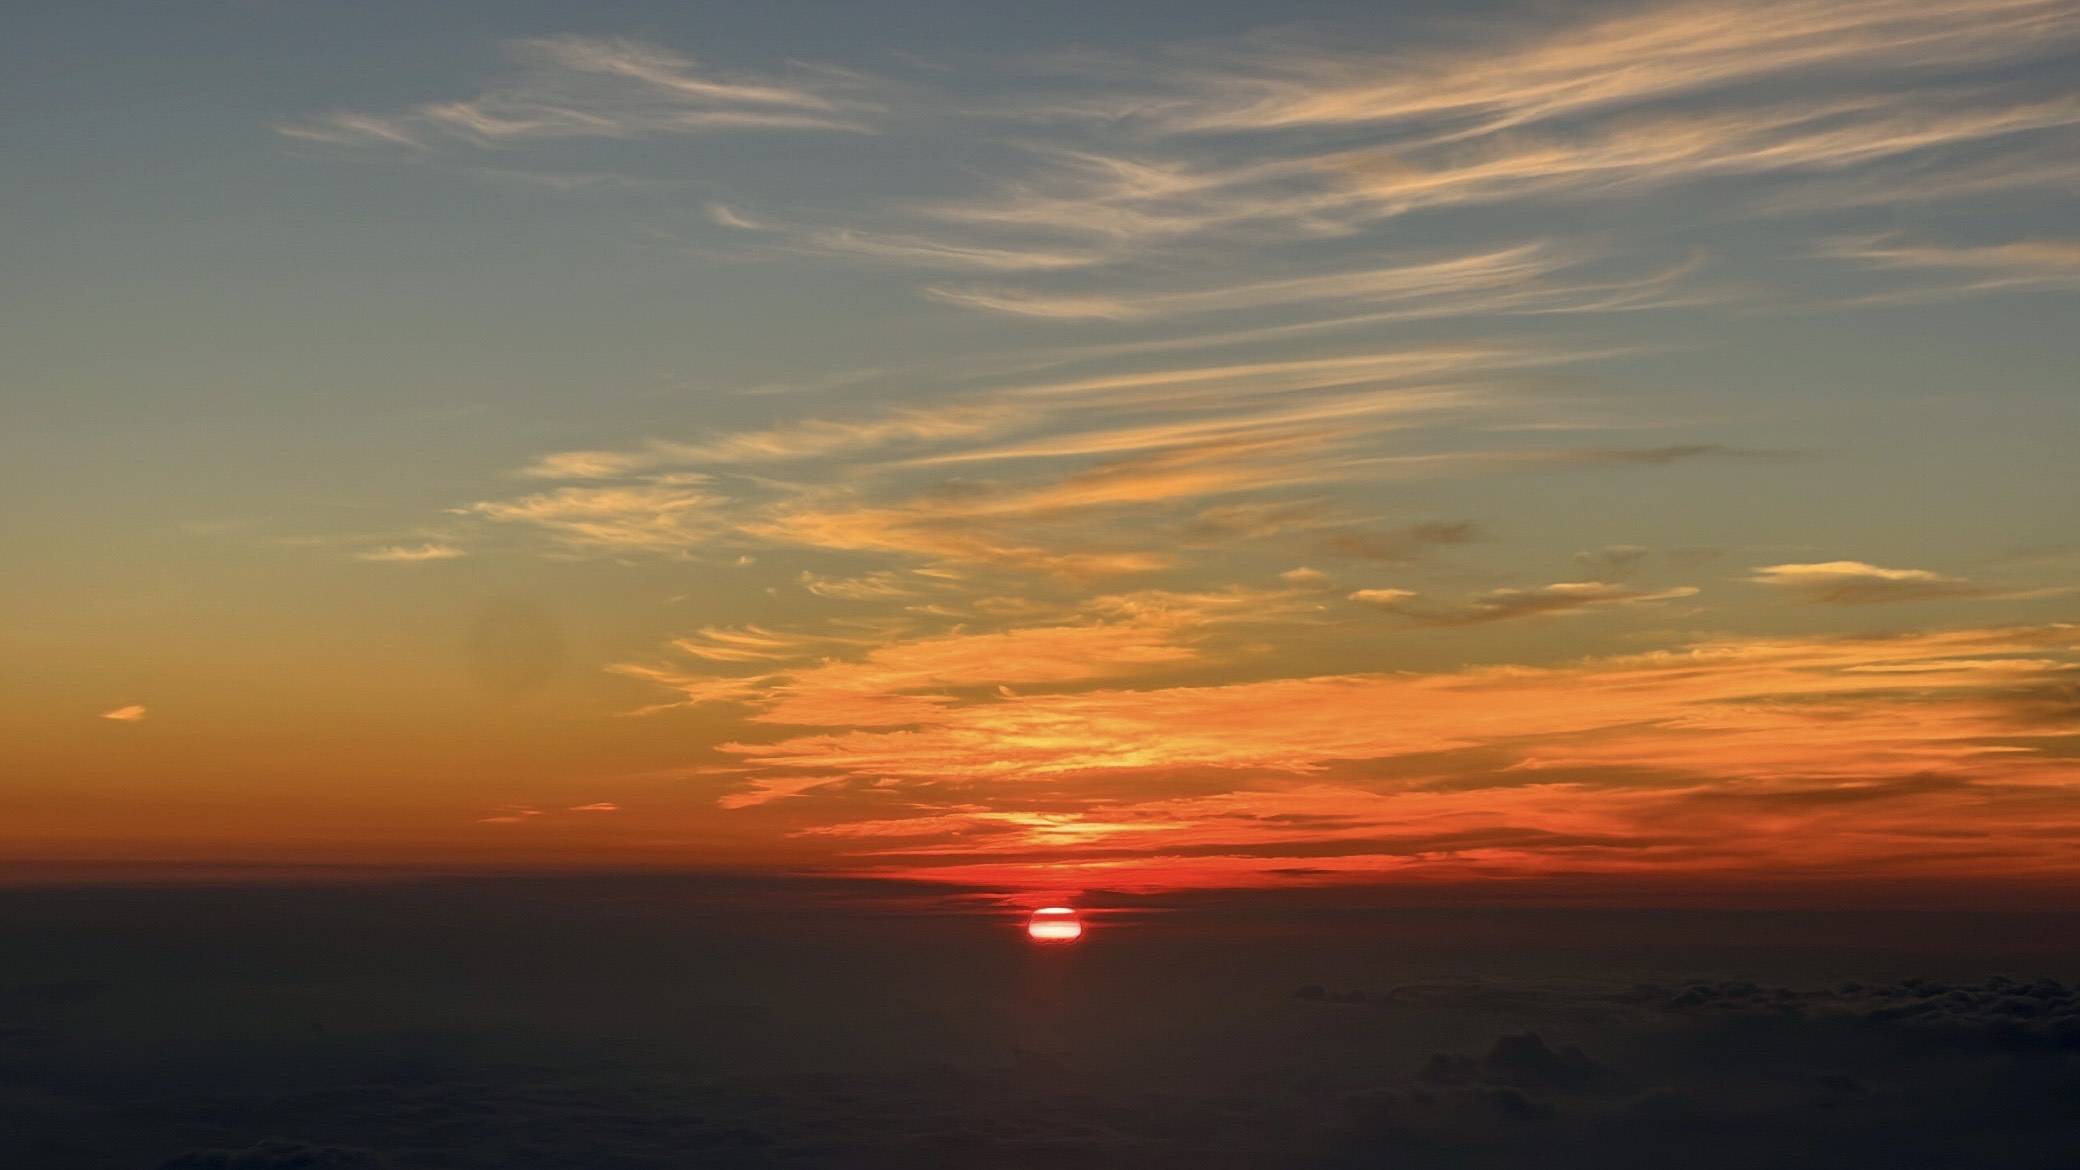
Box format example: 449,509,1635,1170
1026,906,1083,943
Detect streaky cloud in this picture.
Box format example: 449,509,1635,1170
278,35,877,149
1130,0,2080,135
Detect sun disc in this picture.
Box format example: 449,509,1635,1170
1026,906,1083,942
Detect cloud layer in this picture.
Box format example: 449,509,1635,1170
279,0,2080,895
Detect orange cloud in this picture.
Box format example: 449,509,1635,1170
355,543,466,563
627,622,2080,890
625,615,1207,729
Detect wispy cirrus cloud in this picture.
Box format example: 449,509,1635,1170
646,0,2079,315
519,403,1028,478
1823,236,2080,297
666,624,880,665
278,35,876,149
1121,0,2080,134
923,243,1701,321
461,483,723,552
901,96,2078,270
465,345,1613,572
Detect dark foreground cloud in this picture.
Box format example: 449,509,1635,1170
159,1142,386,1170
1,877,2076,1169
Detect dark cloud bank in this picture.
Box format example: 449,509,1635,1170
3,876,2078,1169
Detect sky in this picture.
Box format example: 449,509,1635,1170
5,0,2079,899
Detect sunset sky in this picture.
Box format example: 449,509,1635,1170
7,0,2078,898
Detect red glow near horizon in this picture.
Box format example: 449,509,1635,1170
1026,906,1083,942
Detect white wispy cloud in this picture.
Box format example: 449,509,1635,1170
461,484,723,551
279,35,877,148
519,404,1028,478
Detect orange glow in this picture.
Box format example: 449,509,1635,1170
1026,906,1084,942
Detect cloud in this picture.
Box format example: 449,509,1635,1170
158,1140,387,1170
34,876,2080,1170
567,803,620,812
355,543,466,563
278,35,875,148
1345,587,1418,608
1575,544,1652,582
714,776,840,810
763,226,1111,272
1323,522,1477,562
904,387,1469,468
1750,560,1991,604
667,624,877,664
476,805,543,824
445,342,1700,568
100,705,148,723
520,404,1028,477
1348,581,1701,625
800,570,925,601
930,242,1565,319
1323,97,2080,214
1824,235,2080,297
738,434,1354,575
924,243,1700,321
725,0,2078,296
625,621,2080,888
1132,0,2080,135
626,613,1206,729
461,484,722,552
914,95,2079,268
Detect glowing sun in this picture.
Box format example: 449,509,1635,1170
1026,906,1083,943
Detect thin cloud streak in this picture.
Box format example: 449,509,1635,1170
922,244,1704,321
461,484,723,551
1824,236,2080,296
278,35,876,149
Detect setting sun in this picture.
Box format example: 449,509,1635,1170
1026,907,1084,943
